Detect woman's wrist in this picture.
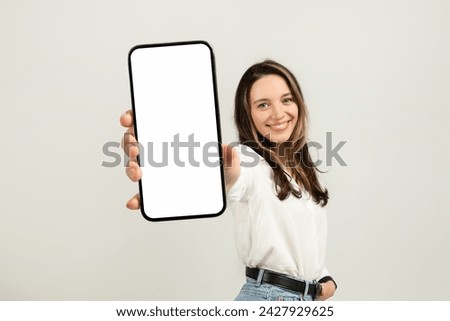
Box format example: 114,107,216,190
318,276,337,291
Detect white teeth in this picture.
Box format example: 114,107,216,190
269,121,289,130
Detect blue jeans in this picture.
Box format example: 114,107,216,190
234,270,315,301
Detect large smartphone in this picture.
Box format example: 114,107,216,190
128,41,226,221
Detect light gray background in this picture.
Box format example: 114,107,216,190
1,0,449,300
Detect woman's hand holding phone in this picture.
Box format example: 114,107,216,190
120,109,141,210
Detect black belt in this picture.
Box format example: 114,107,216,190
246,267,321,299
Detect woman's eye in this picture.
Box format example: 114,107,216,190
282,97,294,104
258,102,270,108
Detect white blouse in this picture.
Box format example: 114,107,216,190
227,144,329,282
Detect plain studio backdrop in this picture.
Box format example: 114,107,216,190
1,0,449,300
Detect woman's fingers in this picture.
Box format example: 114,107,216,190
120,109,134,128
121,127,140,159
126,160,142,182
120,110,141,211
120,110,139,159
126,193,140,210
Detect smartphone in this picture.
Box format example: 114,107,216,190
128,41,226,221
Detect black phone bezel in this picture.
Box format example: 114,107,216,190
127,40,227,222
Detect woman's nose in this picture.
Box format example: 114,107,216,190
271,103,284,119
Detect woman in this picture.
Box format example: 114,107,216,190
120,60,337,301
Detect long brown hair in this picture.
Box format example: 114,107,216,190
234,60,329,206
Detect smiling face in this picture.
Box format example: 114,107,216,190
249,74,299,144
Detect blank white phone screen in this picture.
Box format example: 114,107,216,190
128,42,226,221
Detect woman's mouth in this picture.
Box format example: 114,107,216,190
267,120,290,131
